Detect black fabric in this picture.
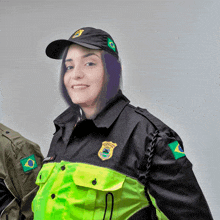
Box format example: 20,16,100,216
19,214,26,220
46,27,119,60
0,178,14,214
128,207,156,220
46,90,213,219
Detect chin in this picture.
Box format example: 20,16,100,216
70,96,94,107
68,90,100,107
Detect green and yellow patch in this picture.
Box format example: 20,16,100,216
107,38,116,51
20,154,38,172
168,141,186,160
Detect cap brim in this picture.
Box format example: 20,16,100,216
46,39,101,59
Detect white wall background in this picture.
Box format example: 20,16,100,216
0,0,219,218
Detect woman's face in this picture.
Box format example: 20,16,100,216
64,44,106,108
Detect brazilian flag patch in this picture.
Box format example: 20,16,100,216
107,38,116,52
168,141,186,160
20,154,38,173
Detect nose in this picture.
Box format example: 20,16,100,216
71,65,84,79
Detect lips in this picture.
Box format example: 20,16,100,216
71,84,89,89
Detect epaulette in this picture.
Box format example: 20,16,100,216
135,107,184,148
0,123,23,146
135,107,169,132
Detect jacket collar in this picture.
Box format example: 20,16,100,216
53,104,80,128
54,90,130,129
93,90,130,128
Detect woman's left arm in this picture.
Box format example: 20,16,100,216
147,131,213,220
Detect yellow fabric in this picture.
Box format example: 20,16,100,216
32,161,150,220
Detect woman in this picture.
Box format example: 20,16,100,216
32,27,213,220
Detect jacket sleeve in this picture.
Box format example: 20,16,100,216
147,130,213,220
8,139,44,219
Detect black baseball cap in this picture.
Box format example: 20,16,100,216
46,27,119,60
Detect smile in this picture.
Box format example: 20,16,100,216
72,85,89,89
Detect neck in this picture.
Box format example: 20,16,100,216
80,99,106,119
81,105,99,119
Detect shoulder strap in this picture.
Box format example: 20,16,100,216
135,107,170,131
135,107,183,148
0,123,22,146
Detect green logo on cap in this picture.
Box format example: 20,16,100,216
107,38,116,52
20,154,38,172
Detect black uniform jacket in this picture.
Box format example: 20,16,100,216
46,90,213,220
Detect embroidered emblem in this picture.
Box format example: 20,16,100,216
107,38,116,52
72,29,84,38
98,141,117,161
20,154,38,173
168,141,186,160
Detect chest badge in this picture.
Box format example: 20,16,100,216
98,141,117,161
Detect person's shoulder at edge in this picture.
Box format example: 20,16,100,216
0,123,37,145
0,123,44,219
0,123,43,156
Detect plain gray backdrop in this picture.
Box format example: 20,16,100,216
1,0,219,218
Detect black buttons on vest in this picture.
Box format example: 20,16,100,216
51,194,55,199
61,165,65,171
92,178,97,185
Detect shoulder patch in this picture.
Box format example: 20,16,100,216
20,154,38,173
168,141,185,160
107,38,116,52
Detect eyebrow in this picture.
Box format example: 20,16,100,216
65,58,73,62
65,53,100,63
83,52,100,58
